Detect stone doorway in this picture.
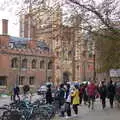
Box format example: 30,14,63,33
63,71,71,84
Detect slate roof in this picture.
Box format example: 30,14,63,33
9,36,49,51
37,41,49,51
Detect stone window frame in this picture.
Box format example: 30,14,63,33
19,76,25,85
40,60,45,69
48,60,53,70
29,76,35,85
0,76,7,87
31,59,37,69
11,57,18,68
21,58,27,69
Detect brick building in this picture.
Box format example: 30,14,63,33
0,19,54,93
19,5,95,84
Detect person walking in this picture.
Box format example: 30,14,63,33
23,85,32,102
79,84,84,105
64,84,71,118
107,80,115,108
13,85,20,102
87,80,97,110
98,80,107,109
71,85,80,116
83,84,88,105
46,84,53,104
58,84,65,117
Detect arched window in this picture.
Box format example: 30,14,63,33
48,76,52,82
40,60,45,69
32,59,36,69
29,76,35,85
48,60,53,69
21,59,27,69
11,58,18,68
77,65,79,70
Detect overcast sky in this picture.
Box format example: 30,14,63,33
0,0,21,37
0,0,102,37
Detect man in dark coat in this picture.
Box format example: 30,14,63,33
99,81,107,109
107,80,115,108
46,84,53,104
13,86,20,101
58,84,65,117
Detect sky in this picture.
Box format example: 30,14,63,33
0,0,103,37
0,0,21,37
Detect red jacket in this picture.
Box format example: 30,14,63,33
87,83,96,96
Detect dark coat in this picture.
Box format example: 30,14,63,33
59,88,65,106
107,83,115,99
46,88,53,104
99,85,107,99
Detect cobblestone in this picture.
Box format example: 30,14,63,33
0,96,119,120
53,99,120,120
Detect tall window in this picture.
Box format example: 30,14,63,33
40,60,45,69
11,58,18,68
0,76,7,86
48,76,52,82
48,61,53,69
19,76,25,85
32,59,36,69
21,59,27,69
68,50,72,59
29,76,35,85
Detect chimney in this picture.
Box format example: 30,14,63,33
2,19,8,35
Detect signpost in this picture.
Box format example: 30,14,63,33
110,69,120,77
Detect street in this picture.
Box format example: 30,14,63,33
0,93,41,106
0,96,120,120
54,99,120,120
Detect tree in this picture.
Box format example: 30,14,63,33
95,30,120,72
66,0,120,36
64,0,120,73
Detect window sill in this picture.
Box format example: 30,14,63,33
30,85,35,87
0,86,7,88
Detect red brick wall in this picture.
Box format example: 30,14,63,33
0,34,55,93
0,54,9,75
0,35,9,47
2,19,8,35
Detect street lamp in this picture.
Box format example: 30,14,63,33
92,44,96,82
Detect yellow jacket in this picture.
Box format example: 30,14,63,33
71,89,80,105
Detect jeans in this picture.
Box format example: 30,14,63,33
101,97,106,109
73,104,78,114
65,102,71,116
88,96,95,109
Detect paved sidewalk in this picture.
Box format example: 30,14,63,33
54,99,120,120
0,93,42,106
0,96,120,120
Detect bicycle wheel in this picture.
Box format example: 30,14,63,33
2,110,11,120
0,107,11,120
30,113,41,120
38,110,50,120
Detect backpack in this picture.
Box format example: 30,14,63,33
16,86,20,93
54,90,60,100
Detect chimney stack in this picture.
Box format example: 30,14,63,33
2,19,8,35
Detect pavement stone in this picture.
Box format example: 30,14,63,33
53,99,120,120
0,93,42,106
0,96,120,120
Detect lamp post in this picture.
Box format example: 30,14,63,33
92,48,96,82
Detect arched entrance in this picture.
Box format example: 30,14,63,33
63,71,71,83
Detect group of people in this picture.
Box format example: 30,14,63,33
98,79,116,109
11,85,32,102
45,79,116,118
11,79,116,118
